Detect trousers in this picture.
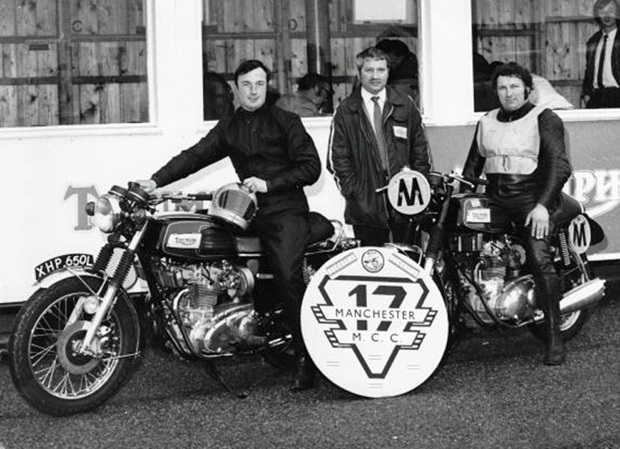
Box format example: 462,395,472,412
491,196,560,308
251,210,310,346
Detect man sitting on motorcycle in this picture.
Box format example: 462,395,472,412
136,59,321,390
462,62,572,365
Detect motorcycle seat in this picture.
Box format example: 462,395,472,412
553,192,583,226
234,212,335,254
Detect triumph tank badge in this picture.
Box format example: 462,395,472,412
301,247,449,398
167,233,201,249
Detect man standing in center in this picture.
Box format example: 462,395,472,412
327,46,432,247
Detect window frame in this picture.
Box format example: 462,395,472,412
0,0,159,139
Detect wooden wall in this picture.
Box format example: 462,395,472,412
0,0,147,127
473,0,599,108
202,0,418,110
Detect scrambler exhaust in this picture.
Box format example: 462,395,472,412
559,278,606,315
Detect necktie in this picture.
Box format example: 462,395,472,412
371,96,388,172
597,35,608,89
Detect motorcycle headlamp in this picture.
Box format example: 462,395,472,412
92,195,122,233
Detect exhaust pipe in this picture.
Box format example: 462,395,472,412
559,278,606,315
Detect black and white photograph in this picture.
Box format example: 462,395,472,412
1,0,620,447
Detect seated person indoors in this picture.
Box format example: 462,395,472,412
275,73,331,117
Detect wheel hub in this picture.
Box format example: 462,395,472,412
57,321,100,375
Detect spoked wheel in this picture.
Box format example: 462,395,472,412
9,277,140,416
528,308,589,342
528,251,592,342
259,309,296,371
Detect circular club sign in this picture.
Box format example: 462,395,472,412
386,169,432,216
301,246,449,398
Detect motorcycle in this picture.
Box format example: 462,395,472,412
299,168,607,399
9,182,357,416
388,168,606,345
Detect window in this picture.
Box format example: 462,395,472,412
471,0,620,112
201,0,420,120
0,0,148,127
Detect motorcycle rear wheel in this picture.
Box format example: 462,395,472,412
528,255,592,342
9,277,140,416
528,308,589,341
258,308,296,371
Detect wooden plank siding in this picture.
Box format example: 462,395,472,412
0,0,147,127
472,0,599,108
201,0,419,110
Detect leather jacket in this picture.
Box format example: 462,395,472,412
463,102,572,214
327,86,432,228
152,105,321,216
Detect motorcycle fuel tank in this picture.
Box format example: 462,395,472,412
156,214,237,260
449,193,510,233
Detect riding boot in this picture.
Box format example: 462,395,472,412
290,346,316,392
538,275,566,366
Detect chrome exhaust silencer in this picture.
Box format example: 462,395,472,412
559,278,606,315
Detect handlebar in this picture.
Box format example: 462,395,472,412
449,172,489,187
375,171,489,194
150,191,214,204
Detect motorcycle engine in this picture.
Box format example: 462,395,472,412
153,259,265,354
459,237,536,325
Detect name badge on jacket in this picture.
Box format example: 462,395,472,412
393,126,408,139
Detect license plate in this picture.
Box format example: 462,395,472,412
34,253,94,282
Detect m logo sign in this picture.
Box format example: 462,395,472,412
386,169,431,216
568,215,591,254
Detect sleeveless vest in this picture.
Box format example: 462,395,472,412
477,105,546,175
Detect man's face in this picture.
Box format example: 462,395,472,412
359,58,389,95
311,86,329,109
236,67,268,111
496,75,528,111
598,2,618,29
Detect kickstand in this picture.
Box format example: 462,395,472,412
202,360,250,399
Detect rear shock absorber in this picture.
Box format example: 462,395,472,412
558,231,571,267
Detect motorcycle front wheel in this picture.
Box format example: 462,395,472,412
9,276,140,416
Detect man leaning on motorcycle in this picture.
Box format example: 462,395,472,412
136,59,321,390
462,61,572,365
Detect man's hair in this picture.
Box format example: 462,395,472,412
297,73,331,93
355,47,391,72
376,39,410,57
234,59,271,86
491,61,533,91
593,0,620,25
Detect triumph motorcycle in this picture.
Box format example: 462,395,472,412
9,182,357,416
382,168,607,346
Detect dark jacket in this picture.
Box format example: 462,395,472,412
582,28,620,97
152,105,321,216
463,102,572,213
327,86,432,228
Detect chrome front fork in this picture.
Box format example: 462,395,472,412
78,226,145,356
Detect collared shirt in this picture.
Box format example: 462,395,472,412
360,87,386,133
594,27,620,89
